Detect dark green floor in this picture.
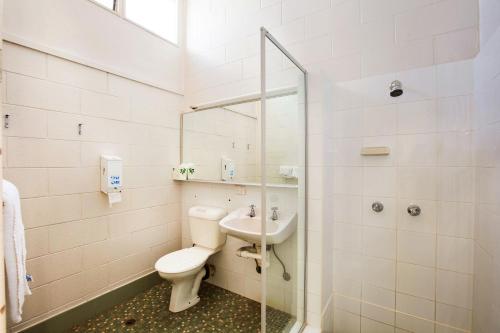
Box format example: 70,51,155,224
70,281,293,333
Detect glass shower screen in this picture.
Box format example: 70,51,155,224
260,27,307,333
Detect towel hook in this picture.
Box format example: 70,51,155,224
78,123,83,135
4,114,10,129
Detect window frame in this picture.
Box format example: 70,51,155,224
87,0,180,47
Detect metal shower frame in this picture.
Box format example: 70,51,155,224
260,27,308,333
183,27,309,333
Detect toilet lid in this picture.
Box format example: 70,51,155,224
155,247,215,274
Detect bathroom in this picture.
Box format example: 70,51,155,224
0,0,498,332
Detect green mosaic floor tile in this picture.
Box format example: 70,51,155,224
71,281,293,333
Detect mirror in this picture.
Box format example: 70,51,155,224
181,93,298,185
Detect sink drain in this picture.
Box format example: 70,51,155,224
124,318,136,326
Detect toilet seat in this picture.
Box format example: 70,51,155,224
155,247,215,274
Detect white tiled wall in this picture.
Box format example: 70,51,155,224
3,0,184,93
185,0,479,104
472,0,500,332
184,0,479,331
331,61,476,333
2,42,183,331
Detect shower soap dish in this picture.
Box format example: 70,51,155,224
360,146,390,156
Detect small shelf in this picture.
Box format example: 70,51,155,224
174,178,298,189
360,146,390,156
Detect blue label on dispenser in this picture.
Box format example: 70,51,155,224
110,175,121,186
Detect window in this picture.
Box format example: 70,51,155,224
125,0,179,44
93,0,116,10
90,0,179,45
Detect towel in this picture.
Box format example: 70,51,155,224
3,180,31,323
279,165,298,179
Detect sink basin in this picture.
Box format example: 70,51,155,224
219,207,297,245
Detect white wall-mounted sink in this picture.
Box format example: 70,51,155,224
219,207,297,245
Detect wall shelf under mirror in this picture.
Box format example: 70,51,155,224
174,178,299,189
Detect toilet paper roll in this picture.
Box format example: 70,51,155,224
108,192,122,207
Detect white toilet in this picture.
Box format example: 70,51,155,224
155,206,227,312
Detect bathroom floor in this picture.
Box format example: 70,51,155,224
71,281,293,333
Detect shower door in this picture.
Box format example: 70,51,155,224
260,27,307,333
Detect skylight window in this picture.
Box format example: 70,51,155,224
125,0,179,44
90,0,179,45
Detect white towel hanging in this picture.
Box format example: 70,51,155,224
3,180,31,323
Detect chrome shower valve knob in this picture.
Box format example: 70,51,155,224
372,201,384,213
407,204,421,216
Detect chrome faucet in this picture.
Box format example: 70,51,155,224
248,204,256,218
271,207,279,221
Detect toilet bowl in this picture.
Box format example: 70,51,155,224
155,206,227,312
155,246,214,312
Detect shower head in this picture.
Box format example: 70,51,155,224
390,80,403,97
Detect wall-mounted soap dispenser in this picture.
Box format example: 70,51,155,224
221,157,236,181
101,155,123,207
